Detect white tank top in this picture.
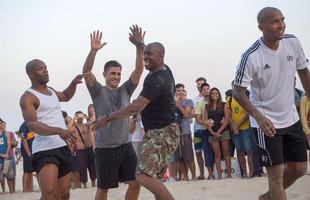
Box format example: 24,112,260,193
27,88,67,154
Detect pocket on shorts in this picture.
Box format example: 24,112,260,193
167,123,180,139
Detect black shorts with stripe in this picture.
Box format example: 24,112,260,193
252,121,307,166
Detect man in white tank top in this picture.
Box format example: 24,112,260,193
20,59,83,200
233,7,310,200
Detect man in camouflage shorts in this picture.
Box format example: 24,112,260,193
139,123,179,179
93,42,180,200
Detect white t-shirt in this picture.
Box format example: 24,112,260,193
130,117,144,142
235,35,309,128
192,95,204,131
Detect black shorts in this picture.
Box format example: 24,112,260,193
32,146,73,178
23,154,33,173
21,139,34,173
95,142,137,189
252,121,308,167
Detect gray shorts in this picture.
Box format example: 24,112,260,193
0,160,15,181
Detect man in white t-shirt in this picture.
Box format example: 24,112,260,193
233,7,310,200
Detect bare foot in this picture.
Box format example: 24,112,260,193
197,175,205,180
258,192,270,200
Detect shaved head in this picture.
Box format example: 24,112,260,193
257,7,282,24
147,42,165,57
26,59,45,75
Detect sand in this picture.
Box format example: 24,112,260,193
1,161,310,200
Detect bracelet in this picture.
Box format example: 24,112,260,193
106,113,111,122
137,41,145,47
106,113,112,127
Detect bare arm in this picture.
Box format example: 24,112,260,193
300,96,310,135
83,30,107,87
20,92,76,143
175,103,193,118
92,95,150,130
233,85,276,136
21,138,32,156
53,74,83,102
297,68,310,97
128,25,145,85
216,105,229,134
129,117,137,134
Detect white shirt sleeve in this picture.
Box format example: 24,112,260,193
234,54,256,88
294,38,309,70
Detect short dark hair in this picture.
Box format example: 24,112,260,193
200,83,210,91
75,111,83,115
225,89,233,97
196,77,206,83
104,60,122,72
0,118,4,124
175,83,185,89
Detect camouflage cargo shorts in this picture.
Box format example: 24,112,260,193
137,122,180,178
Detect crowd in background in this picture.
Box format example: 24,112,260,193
0,76,309,194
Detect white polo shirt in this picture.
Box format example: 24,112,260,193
235,34,309,128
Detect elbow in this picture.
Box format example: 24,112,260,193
27,121,36,132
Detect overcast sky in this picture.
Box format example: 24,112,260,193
1,0,309,131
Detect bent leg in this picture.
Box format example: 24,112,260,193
95,188,108,200
38,164,59,200
136,173,175,200
125,180,141,200
56,172,72,200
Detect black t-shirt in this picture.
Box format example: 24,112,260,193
206,102,228,132
140,65,176,130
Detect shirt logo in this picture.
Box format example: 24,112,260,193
287,55,294,62
264,64,271,70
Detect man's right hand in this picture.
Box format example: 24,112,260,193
257,115,276,137
59,129,77,146
90,30,107,51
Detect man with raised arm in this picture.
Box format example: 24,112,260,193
19,59,83,200
82,25,145,200
233,7,310,200
92,42,180,200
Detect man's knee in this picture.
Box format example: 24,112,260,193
288,162,307,177
136,173,148,185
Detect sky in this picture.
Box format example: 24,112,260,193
0,0,309,131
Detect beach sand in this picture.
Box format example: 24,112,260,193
1,161,310,200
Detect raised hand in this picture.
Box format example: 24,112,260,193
129,25,145,46
90,30,107,51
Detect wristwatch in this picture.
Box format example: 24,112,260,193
137,41,145,46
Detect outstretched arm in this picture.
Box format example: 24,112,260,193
53,74,83,102
233,85,276,137
92,95,150,130
128,25,145,85
83,30,107,87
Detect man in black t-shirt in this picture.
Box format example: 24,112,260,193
93,42,180,200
